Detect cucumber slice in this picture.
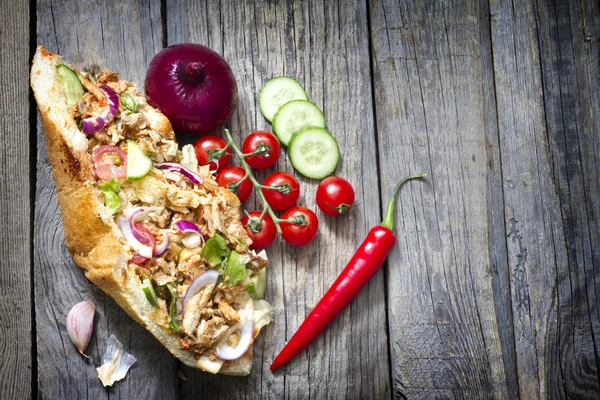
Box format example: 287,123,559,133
288,127,340,179
259,76,308,122
247,268,267,300
126,141,153,181
56,64,84,107
272,100,326,146
142,279,158,306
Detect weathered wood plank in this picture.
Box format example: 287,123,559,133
167,0,389,398
490,0,600,397
34,1,179,398
535,1,600,396
369,0,509,398
0,1,32,399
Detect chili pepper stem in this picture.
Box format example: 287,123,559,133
223,129,283,234
380,173,427,231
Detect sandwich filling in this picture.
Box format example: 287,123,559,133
62,64,271,370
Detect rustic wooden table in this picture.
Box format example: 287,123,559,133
1,0,598,398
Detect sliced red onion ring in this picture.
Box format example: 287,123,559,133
182,270,219,314
82,85,119,135
216,319,254,361
175,220,204,249
117,217,153,259
154,230,169,256
155,162,203,185
175,220,201,233
128,207,162,246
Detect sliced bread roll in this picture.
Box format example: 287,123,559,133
31,46,270,376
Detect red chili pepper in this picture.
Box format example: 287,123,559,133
270,173,426,371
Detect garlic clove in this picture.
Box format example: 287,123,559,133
66,301,96,357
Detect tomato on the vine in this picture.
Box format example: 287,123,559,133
261,172,300,211
193,135,231,172
316,176,355,216
242,131,281,170
216,166,253,202
241,211,277,249
280,206,319,246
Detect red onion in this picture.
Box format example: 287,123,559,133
155,162,203,185
175,220,204,248
182,270,219,314
129,207,156,246
117,216,153,259
154,230,169,256
175,220,200,233
92,145,127,181
82,85,119,134
145,43,237,134
216,319,254,360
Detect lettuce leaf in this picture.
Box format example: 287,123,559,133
225,251,246,287
99,179,121,214
201,234,230,266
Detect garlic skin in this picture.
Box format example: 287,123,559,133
66,301,96,357
97,335,137,387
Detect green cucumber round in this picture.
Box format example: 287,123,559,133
126,141,153,181
259,76,308,122
288,127,340,179
272,100,325,146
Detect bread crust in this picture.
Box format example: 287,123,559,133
31,46,253,375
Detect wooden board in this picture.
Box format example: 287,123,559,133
0,1,32,398
14,0,599,398
166,0,390,398
34,1,179,398
369,0,510,398
490,0,600,397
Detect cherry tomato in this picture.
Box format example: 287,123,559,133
216,166,253,202
92,145,127,180
261,172,300,211
130,254,149,265
242,131,281,170
316,176,355,216
193,135,231,172
280,206,319,246
241,211,277,249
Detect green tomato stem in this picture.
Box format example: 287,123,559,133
380,173,427,231
224,129,283,234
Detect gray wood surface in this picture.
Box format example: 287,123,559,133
0,0,596,398
490,0,600,397
167,0,389,398
0,1,32,399
369,1,509,398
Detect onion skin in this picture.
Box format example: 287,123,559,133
145,43,237,134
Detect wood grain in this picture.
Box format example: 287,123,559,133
369,0,509,398
23,0,600,398
0,1,32,399
167,0,389,398
490,0,600,397
34,1,179,398
535,0,600,396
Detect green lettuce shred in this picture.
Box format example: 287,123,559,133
201,234,230,267
225,251,247,287
99,179,121,214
